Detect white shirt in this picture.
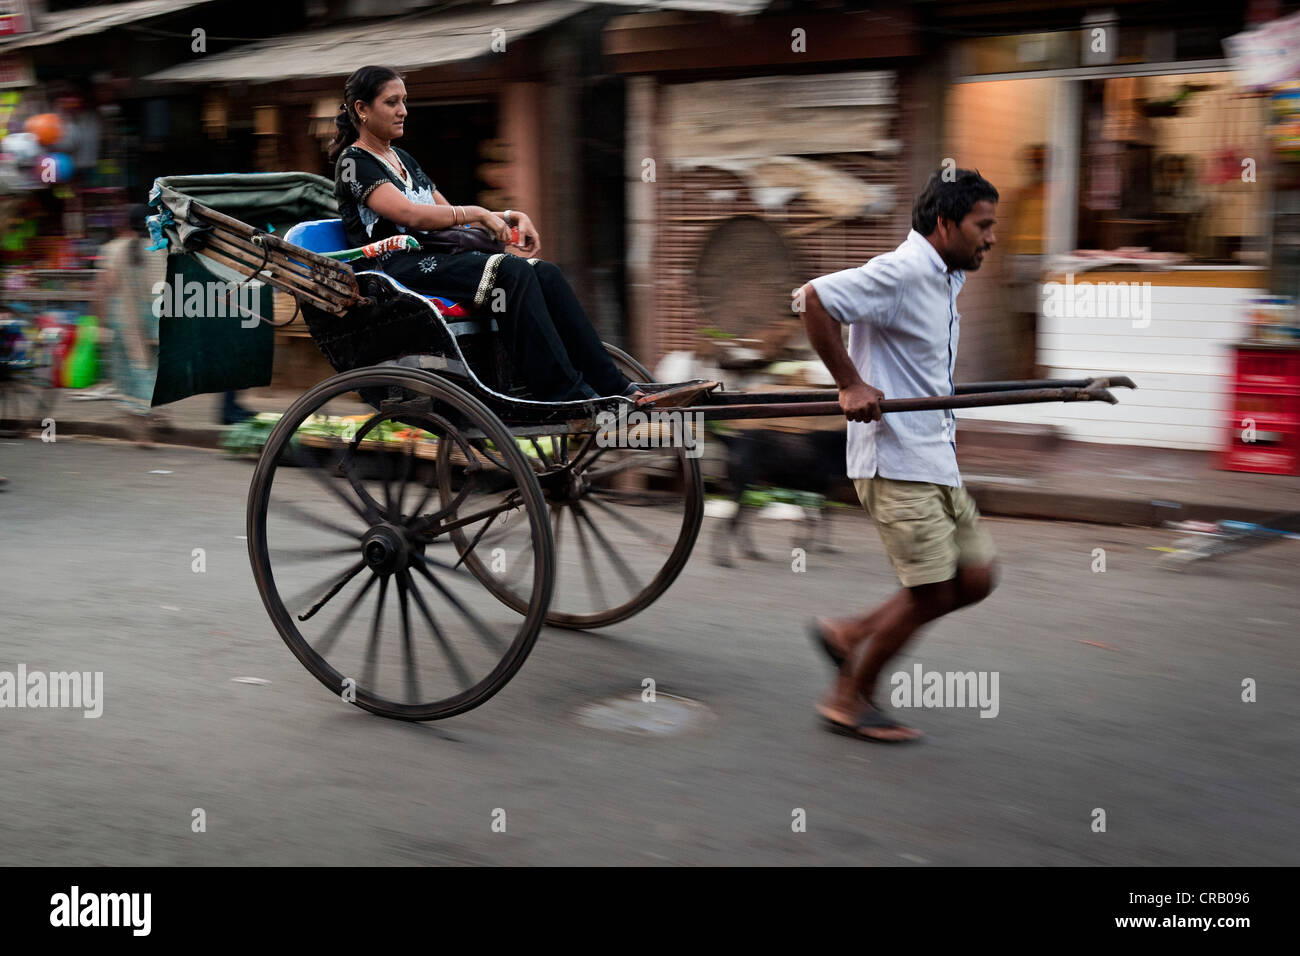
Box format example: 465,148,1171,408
809,229,964,487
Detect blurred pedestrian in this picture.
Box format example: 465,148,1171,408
798,169,1001,743
221,389,255,425
92,203,170,433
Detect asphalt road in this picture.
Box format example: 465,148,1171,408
1,436,1296,865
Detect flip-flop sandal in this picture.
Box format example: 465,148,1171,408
634,381,720,408
820,707,922,744
808,621,847,670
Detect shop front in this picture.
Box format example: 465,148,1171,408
1,70,133,394
603,5,919,370
0,0,272,405
943,20,1279,454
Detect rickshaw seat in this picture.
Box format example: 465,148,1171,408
284,219,482,327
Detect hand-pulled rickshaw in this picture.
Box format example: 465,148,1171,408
147,172,1135,722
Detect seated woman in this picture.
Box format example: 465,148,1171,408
329,65,640,403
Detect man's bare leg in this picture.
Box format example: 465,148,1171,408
817,582,949,739
815,590,911,661
816,563,996,741
815,561,996,657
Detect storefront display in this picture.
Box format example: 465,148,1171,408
949,28,1276,451
0,84,130,395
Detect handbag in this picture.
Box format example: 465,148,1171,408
418,224,506,255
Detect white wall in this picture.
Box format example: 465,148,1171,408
959,280,1264,450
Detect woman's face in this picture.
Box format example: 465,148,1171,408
358,79,407,141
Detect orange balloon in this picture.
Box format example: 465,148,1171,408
24,113,62,147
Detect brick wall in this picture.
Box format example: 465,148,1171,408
648,153,905,363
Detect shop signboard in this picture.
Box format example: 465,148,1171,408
0,0,31,38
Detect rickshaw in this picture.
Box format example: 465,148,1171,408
146,172,1135,721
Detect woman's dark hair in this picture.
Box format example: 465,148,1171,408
327,65,404,164
911,168,999,235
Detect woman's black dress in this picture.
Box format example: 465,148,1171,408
334,144,627,401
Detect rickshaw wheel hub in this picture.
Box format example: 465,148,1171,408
538,468,587,503
361,524,408,575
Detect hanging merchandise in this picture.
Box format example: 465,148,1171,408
62,314,100,388
36,312,73,387
24,113,62,147
1270,80,1300,160
0,90,22,133
2,130,39,160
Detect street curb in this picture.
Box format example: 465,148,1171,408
956,421,1062,453
55,420,225,450
964,482,1288,529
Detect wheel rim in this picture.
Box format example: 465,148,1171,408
247,368,553,721
441,345,704,629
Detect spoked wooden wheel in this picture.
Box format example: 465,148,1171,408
441,344,704,630
247,367,553,721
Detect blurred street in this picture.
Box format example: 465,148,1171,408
2,0,1300,880
1,435,1295,866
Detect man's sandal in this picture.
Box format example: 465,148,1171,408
820,707,923,744
808,621,848,670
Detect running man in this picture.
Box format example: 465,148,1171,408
798,168,1000,743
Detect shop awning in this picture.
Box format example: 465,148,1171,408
0,0,218,51
145,0,588,84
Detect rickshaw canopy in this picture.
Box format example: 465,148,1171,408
146,172,339,406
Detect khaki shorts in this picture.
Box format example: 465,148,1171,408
854,476,997,588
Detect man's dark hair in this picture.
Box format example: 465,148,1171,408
911,168,999,235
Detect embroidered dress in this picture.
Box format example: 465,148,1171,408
333,144,630,401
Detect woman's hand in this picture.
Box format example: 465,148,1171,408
513,212,541,257
467,206,511,242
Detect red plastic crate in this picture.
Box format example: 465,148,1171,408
1221,347,1300,475
1221,418,1300,475
1233,347,1300,392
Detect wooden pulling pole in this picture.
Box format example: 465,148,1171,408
201,232,359,302
193,245,351,315
688,383,1123,422
702,376,1136,406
